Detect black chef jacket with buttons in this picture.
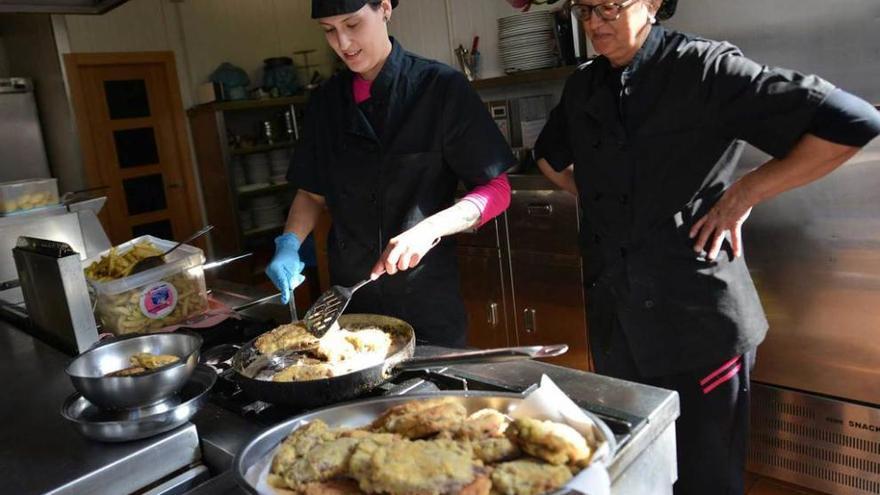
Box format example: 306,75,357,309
289,38,514,347
534,25,835,376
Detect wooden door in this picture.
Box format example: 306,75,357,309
65,52,201,245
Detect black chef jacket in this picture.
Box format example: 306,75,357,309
289,38,514,347
534,26,834,376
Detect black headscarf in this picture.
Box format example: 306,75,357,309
311,0,398,19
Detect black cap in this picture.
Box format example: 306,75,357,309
657,0,677,20
311,0,398,19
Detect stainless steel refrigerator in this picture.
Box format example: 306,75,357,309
0,77,51,182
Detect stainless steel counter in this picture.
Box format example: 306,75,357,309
0,319,201,495
1,313,679,495
190,350,680,495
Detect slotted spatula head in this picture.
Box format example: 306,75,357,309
303,284,353,338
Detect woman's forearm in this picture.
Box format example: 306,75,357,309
412,200,482,240
741,133,860,205
283,189,326,242
537,158,577,196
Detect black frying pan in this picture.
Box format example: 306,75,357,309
228,314,567,409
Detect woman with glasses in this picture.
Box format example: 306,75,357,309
265,0,514,348
535,0,880,493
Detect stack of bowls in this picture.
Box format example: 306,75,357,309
245,153,271,186
498,10,559,73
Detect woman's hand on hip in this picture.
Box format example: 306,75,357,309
689,180,755,261
371,225,441,278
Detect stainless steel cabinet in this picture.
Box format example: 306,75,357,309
457,186,590,370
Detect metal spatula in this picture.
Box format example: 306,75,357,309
303,277,375,338
128,225,214,275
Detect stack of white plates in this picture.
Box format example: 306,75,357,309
498,11,558,74
231,157,247,188
269,149,289,183
245,153,271,185
252,204,285,228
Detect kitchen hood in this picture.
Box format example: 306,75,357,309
0,0,131,14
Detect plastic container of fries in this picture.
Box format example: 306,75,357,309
82,235,208,335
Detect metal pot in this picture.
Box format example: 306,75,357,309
228,314,567,409
65,331,202,410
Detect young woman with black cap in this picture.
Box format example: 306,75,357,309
534,0,880,493
266,0,515,348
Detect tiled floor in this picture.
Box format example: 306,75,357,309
745,472,827,495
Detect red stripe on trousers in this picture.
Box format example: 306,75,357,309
699,355,741,386
702,363,742,394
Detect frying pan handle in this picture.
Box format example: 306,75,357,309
394,344,568,371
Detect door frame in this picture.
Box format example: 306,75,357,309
64,51,203,241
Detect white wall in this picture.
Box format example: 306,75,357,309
389,0,557,79
57,0,334,107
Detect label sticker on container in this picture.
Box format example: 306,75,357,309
139,281,178,319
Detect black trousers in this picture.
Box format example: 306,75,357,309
592,319,755,495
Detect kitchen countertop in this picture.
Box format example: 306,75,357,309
191,347,680,494
1,314,680,494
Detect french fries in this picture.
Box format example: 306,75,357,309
84,241,164,281
84,240,208,335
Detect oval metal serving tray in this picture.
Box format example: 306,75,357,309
233,391,618,494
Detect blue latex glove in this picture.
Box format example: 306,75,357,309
266,233,305,304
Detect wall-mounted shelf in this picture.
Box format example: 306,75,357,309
243,223,285,238
470,65,577,90
230,141,295,155
188,94,308,116
237,182,291,198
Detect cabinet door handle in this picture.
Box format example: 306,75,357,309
487,302,499,327
524,308,537,334
527,204,553,217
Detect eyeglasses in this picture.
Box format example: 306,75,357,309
570,0,638,21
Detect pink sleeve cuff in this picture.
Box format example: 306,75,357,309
461,173,511,228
